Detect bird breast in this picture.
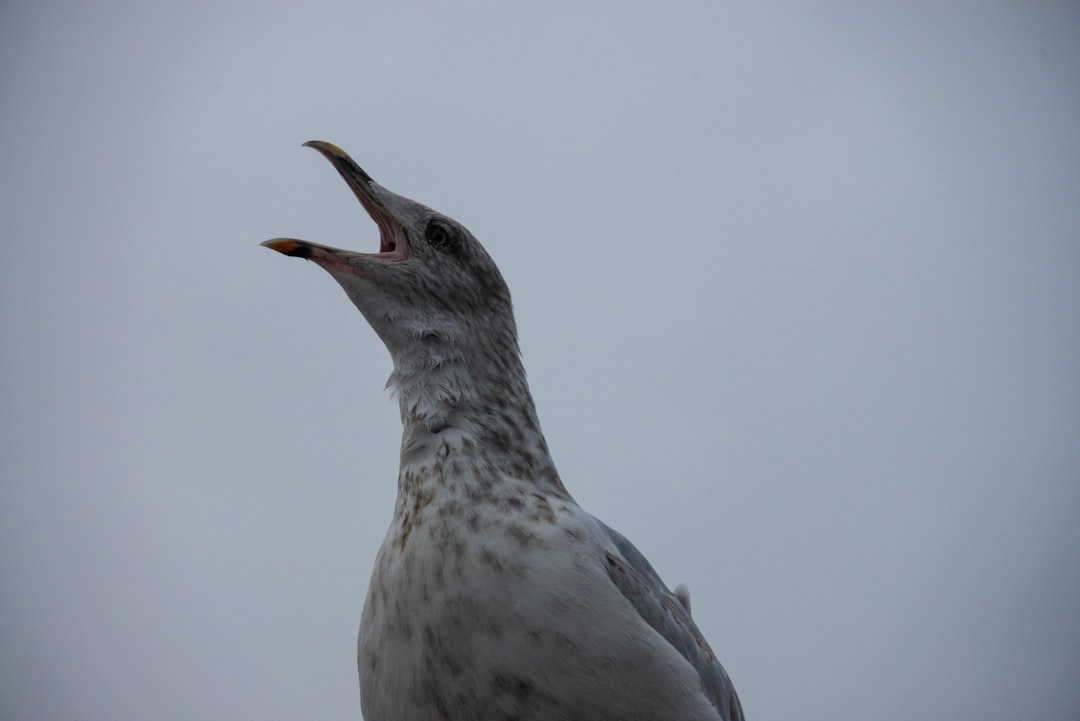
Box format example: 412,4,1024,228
355,478,721,721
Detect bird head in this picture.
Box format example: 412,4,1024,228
263,141,515,362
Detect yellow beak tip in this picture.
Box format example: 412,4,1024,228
261,238,304,255
302,140,346,157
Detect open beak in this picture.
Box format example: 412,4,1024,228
261,141,410,269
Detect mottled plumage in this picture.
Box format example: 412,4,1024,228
263,141,745,721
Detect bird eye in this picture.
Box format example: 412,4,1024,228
424,221,458,254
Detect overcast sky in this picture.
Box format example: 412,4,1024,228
2,3,1078,720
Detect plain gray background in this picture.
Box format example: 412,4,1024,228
3,3,1078,720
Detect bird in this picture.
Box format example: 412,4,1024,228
262,141,745,721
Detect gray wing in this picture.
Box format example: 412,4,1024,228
595,518,745,721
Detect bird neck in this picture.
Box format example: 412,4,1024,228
388,336,565,495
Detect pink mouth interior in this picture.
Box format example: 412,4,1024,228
372,216,409,260
347,179,408,261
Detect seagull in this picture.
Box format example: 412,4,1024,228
262,141,745,721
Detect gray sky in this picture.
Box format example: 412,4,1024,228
2,3,1078,720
